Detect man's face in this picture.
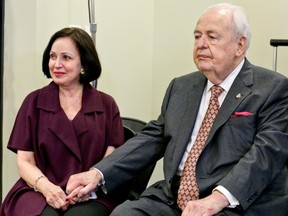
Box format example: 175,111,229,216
193,8,244,84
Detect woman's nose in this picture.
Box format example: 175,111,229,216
54,58,63,68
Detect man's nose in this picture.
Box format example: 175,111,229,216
196,37,208,48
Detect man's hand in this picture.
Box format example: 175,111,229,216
66,169,102,201
65,185,90,205
181,190,229,216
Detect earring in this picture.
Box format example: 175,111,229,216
80,68,85,75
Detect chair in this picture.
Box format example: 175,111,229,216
122,117,147,134
121,117,156,200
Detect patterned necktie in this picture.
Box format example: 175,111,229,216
177,85,224,210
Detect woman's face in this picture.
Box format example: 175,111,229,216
49,37,82,87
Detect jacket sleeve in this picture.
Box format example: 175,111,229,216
94,79,178,193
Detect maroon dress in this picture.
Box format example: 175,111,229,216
0,82,125,216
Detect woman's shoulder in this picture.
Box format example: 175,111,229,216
97,90,116,103
85,84,118,106
21,82,55,109
22,88,42,106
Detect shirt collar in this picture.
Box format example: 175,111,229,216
206,59,245,93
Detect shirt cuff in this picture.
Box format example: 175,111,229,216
89,167,107,194
213,185,240,208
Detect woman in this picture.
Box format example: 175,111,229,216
0,27,125,216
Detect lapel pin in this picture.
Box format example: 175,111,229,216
236,93,241,99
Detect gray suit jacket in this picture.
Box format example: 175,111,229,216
96,59,288,215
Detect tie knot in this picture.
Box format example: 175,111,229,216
211,85,224,98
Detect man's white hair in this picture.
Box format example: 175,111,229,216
207,3,251,53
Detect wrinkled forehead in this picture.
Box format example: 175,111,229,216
195,8,234,32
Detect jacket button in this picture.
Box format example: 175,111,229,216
247,192,259,203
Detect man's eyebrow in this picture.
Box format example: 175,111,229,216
194,29,218,35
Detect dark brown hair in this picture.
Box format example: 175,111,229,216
42,27,101,84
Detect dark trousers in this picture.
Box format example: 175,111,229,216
111,177,182,216
40,200,109,216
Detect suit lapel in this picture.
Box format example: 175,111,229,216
205,60,253,146
171,74,207,174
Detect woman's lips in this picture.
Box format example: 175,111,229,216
53,71,65,77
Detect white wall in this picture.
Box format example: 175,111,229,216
2,0,288,199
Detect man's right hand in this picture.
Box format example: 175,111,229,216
66,169,102,202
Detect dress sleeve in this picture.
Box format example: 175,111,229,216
103,93,125,148
7,91,39,153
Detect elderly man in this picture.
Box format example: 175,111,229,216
67,3,288,216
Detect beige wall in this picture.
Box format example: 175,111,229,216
2,0,288,199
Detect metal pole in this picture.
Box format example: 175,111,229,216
273,46,277,71
89,0,97,88
270,39,288,72
89,0,97,44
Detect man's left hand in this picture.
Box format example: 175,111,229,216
181,190,229,216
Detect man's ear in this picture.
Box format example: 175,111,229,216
236,36,246,57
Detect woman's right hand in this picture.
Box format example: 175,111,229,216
40,179,69,211
16,150,69,211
